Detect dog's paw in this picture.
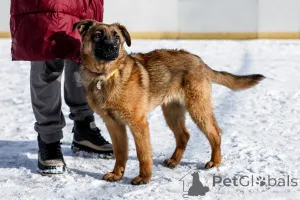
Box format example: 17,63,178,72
204,161,220,169
131,176,150,185
102,172,123,182
163,159,178,169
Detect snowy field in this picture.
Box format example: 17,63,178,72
1,39,300,199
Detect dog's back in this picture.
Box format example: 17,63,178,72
129,49,264,106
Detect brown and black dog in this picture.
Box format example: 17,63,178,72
73,20,264,185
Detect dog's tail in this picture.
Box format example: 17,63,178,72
204,64,265,91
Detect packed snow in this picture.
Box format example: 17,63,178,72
1,39,300,200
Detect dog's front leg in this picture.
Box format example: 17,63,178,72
129,116,152,185
102,119,128,182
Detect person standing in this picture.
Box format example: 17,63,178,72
10,0,113,174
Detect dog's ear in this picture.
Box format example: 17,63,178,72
73,20,96,37
118,24,131,47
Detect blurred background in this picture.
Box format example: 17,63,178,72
1,0,300,39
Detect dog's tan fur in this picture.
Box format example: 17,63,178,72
73,20,265,185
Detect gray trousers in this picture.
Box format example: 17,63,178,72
30,59,94,143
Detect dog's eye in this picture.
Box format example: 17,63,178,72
115,35,120,40
95,31,104,39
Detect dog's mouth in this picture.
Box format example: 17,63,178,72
94,44,119,61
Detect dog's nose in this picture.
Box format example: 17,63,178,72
104,40,115,45
104,39,118,49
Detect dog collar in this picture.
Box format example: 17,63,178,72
96,68,118,90
103,68,118,82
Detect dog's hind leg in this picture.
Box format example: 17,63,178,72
184,76,222,169
162,101,190,168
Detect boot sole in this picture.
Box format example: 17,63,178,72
37,169,66,176
37,161,66,175
71,142,114,159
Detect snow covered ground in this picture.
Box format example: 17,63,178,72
1,39,300,199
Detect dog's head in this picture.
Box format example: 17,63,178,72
73,20,131,62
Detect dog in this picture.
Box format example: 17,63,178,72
73,20,265,185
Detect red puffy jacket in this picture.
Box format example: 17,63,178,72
10,0,104,62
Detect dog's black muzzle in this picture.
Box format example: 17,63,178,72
94,39,119,61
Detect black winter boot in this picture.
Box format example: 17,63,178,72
71,116,113,157
37,135,66,175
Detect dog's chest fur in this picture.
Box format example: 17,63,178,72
81,64,151,123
